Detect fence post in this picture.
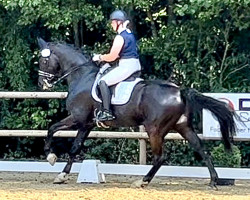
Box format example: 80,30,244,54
139,126,147,165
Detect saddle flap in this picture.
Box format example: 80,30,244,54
91,68,143,105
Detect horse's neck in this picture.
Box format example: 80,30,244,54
67,66,98,92
53,44,99,91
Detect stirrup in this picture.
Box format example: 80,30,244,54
97,110,115,121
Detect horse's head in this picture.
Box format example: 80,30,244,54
37,38,97,90
37,38,63,90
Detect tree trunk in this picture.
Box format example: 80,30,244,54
72,0,80,47
167,0,176,25
146,10,157,38
80,19,84,47
73,22,80,47
127,2,137,36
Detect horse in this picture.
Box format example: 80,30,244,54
37,37,237,188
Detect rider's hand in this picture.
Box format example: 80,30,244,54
92,54,101,62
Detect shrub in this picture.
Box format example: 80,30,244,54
211,143,241,168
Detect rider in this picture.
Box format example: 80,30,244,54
92,10,141,121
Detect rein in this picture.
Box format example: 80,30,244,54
38,61,92,87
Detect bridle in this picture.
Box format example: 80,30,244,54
38,48,92,88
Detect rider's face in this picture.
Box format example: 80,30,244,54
111,20,117,31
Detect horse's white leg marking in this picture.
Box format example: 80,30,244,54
53,172,69,184
131,179,149,188
47,153,57,166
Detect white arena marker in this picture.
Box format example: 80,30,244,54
77,160,105,184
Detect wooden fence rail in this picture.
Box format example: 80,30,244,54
0,130,189,164
0,91,68,99
1,92,249,165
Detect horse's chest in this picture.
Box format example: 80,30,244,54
66,92,91,111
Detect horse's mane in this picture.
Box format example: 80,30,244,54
48,42,92,61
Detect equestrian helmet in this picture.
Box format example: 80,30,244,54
110,10,127,22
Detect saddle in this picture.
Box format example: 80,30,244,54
91,64,143,105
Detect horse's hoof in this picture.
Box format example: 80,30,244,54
208,182,218,190
131,179,149,188
53,172,68,184
47,153,57,166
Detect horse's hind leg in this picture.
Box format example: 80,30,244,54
174,121,218,189
132,126,165,188
45,115,77,165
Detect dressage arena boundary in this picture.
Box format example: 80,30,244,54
0,91,250,183
0,160,250,183
1,130,250,183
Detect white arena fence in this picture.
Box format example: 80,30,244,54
0,92,250,182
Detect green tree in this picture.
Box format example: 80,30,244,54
139,0,250,91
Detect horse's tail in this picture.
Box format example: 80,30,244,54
180,88,237,151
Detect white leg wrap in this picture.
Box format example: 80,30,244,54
47,153,57,166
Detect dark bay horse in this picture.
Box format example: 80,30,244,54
37,38,237,188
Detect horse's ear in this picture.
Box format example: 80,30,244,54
37,37,47,49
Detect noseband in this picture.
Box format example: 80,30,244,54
39,64,89,87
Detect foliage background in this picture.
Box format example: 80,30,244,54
0,0,249,166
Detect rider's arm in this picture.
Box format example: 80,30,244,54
100,35,124,62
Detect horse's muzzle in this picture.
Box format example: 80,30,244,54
38,77,53,90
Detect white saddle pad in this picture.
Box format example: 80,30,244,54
91,70,143,105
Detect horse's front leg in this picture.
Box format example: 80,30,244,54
45,115,76,165
53,126,91,184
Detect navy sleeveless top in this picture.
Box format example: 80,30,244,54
119,30,139,59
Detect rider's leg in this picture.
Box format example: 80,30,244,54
98,80,115,121
100,58,141,86
97,58,141,121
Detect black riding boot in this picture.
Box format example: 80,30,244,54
98,80,115,121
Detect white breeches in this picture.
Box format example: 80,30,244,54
99,58,141,86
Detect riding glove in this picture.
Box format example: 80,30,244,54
92,54,101,62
